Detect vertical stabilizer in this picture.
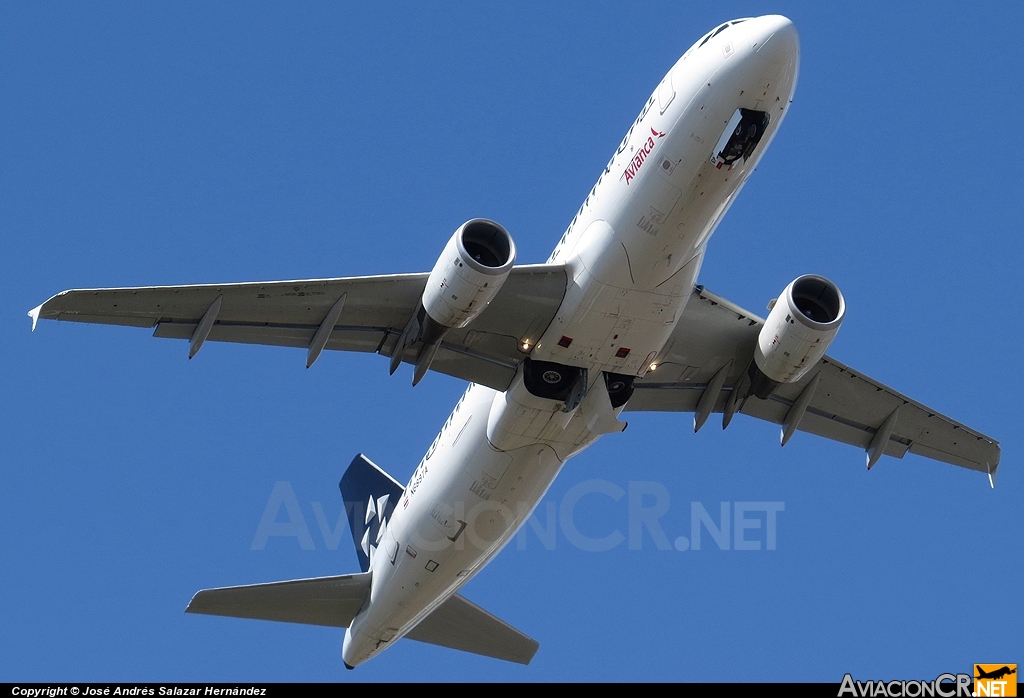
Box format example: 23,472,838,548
340,454,405,572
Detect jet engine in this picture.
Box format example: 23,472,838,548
422,218,516,330
749,275,845,399
392,219,516,385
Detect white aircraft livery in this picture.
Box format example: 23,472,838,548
29,16,1000,668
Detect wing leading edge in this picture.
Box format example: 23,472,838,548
628,287,1001,479
29,264,567,392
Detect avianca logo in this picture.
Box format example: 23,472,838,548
623,127,666,185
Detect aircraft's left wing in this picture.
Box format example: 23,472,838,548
627,287,1001,480
29,264,567,392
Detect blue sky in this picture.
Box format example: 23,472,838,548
2,1,1020,683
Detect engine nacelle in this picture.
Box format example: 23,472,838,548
750,275,845,399
422,219,516,330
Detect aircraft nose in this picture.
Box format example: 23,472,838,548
749,15,800,68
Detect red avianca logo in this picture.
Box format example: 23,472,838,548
623,128,666,185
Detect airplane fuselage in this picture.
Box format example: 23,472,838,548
343,15,800,666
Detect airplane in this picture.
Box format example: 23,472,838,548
976,666,1017,681
27,15,1001,668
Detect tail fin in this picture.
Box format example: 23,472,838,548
340,453,404,572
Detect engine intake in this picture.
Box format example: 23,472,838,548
749,275,845,399
422,219,516,330
391,219,517,385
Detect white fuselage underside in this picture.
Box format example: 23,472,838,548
343,15,799,666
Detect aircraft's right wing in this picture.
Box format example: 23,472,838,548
29,264,568,392
627,286,1001,479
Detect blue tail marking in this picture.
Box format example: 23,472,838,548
339,454,404,572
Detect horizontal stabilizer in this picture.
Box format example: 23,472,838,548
407,593,539,665
186,572,371,628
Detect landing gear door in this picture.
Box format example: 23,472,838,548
711,108,770,170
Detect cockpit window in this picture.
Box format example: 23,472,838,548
698,22,730,48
